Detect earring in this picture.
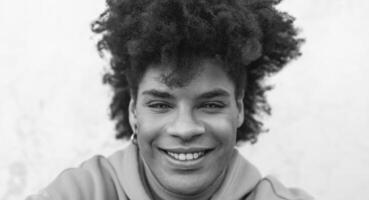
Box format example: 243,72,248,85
131,127,138,145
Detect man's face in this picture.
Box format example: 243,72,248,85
130,59,244,195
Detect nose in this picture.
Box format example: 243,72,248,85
165,108,205,141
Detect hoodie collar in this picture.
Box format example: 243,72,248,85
212,148,262,199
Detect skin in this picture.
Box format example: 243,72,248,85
129,58,244,199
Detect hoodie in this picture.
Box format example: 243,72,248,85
26,143,313,200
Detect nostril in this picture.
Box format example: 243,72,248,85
165,120,205,139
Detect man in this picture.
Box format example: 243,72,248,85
27,0,312,199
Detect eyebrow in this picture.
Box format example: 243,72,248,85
197,89,231,99
141,89,175,99
141,88,230,99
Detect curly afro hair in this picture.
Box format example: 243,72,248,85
91,0,303,143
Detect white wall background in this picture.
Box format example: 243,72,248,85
0,0,368,199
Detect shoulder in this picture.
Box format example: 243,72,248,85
26,150,128,200
247,175,314,200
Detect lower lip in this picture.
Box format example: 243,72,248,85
161,150,212,170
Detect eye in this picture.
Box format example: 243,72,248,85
199,101,226,112
147,101,172,112
202,103,223,108
149,103,170,109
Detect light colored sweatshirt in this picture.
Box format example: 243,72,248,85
26,143,313,200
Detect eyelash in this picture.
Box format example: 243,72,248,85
146,101,225,112
147,102,172,112
199,102,225,109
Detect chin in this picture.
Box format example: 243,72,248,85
167,183,205,195
163,173,213,195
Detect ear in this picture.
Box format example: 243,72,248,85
236,93,245,128
128,99,138,131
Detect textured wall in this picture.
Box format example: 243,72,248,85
1,0,368,200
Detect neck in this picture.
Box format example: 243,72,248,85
138,157,227,200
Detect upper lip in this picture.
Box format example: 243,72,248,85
160,147,214,153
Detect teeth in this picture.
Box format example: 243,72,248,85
167,151,205,161
186,153,193,160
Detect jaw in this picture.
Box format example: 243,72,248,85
140,145,233,196
142,153,228,199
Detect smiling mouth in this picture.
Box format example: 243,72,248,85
166,151,205,161
161,149,213,161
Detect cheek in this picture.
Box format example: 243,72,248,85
136,113,171,146
136,115,163,163
201,114,238,143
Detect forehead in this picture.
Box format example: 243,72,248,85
137,60,235,97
